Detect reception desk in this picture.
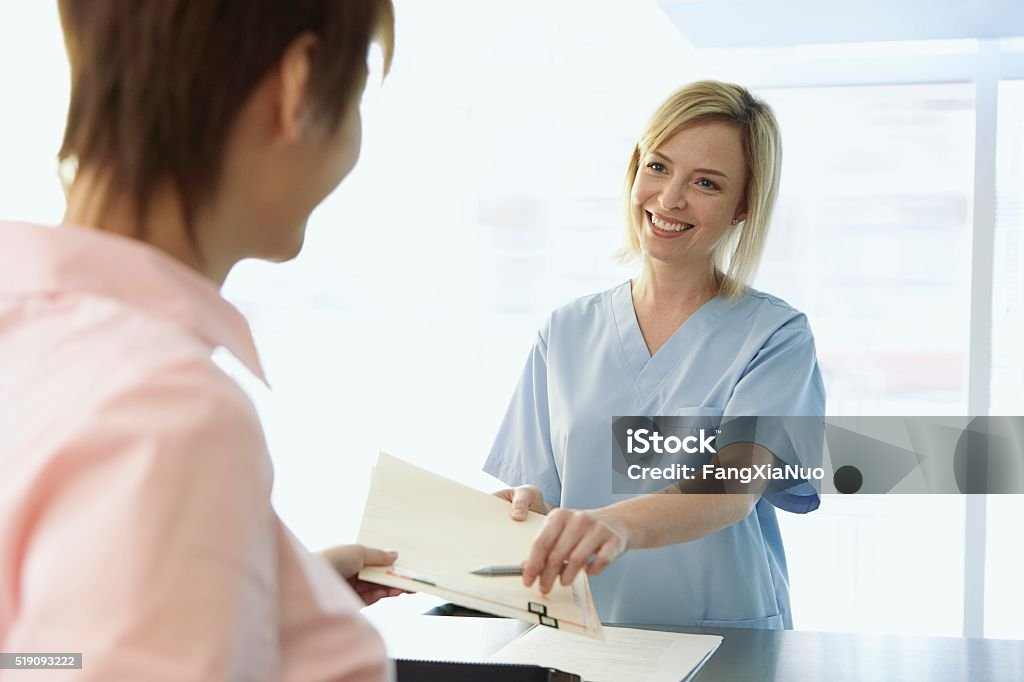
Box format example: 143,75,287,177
364,600,1024,682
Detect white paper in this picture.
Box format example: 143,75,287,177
487,624,722,682
356,452,602,638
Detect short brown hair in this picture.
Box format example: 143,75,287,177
57,0,395,230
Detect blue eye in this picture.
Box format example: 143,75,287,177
646,162,667,173
697,177,719,190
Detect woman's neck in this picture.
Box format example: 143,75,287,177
632,259,719,312
62,170,231,285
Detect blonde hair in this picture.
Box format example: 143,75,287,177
618,80,782,300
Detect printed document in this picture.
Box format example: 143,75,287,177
488,624,722,682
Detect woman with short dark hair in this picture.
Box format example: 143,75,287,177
0,2,397,679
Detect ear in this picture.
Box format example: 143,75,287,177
733,197,748,224
276,33,320,142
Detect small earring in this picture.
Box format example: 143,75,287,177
731,218,740,225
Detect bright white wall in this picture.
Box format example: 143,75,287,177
0,1,67,223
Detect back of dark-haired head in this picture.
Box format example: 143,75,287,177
57,0,394,233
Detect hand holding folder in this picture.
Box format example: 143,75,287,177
357,453,603,639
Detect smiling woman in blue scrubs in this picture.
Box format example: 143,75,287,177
484,80,825,629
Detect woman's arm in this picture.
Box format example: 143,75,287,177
7,362,283,680
520,441,776,594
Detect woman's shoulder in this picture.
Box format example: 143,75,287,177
733,287,814,333
6,289,264,450
93,319,263,443
549,281,626,320
539,281,627,340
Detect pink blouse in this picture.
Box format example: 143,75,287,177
0,221,390,681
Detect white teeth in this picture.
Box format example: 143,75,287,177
650,213,693,232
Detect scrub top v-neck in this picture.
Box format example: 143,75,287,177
484,280,825,628
610,280,729,402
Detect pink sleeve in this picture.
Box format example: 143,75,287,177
4,360,280,681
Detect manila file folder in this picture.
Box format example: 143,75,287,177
357,452,603,639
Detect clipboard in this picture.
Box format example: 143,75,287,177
395,659,581,681
357,453,603,639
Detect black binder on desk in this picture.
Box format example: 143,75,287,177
395,658,582,681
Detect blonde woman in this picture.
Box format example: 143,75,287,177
487,81,825,629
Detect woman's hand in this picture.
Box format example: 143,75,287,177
523,508,631,594
493,484,551,520
320,544,408,606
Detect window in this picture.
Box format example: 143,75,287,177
756,83,974,416
752,82,974,637
983,79,1024,640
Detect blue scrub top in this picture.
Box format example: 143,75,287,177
484,281,825,629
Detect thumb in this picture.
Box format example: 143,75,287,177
510,487,532,521
361,547,399,568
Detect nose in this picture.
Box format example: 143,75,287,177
658,180,687,212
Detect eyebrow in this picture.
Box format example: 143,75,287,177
649,151,730,179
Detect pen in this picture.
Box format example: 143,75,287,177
471,558,588,577
387,565,438,586
470,564,524,577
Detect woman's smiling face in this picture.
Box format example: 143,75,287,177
631,120,749,271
